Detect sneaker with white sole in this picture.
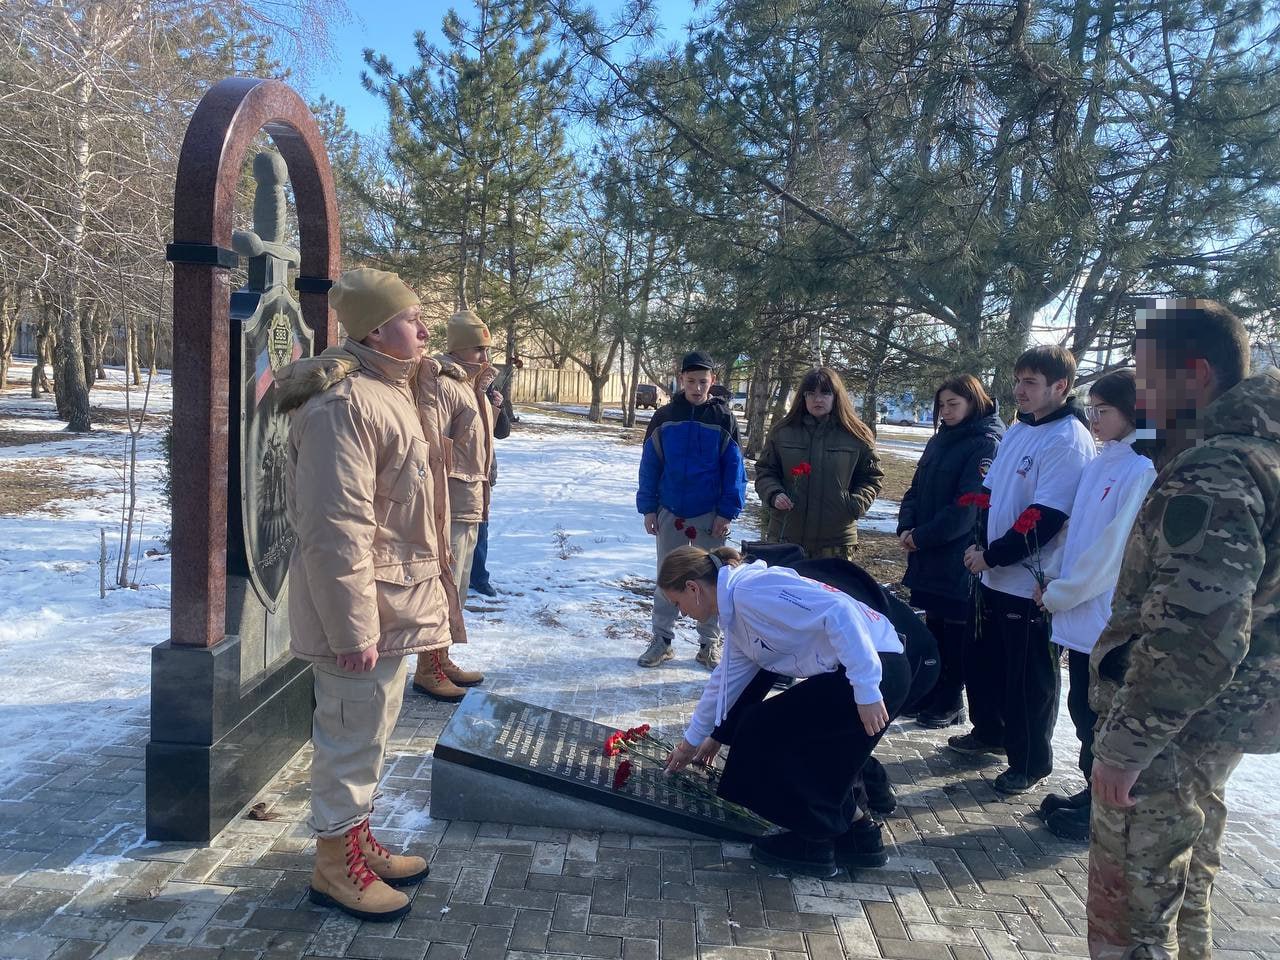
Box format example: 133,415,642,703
638,635,675,667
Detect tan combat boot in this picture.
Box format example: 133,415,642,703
439,644,484,687
308,825,411,922
411,650,467,703
357,818,430,886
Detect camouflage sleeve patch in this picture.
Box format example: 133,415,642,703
1160,494,1213,552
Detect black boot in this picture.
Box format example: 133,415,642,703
1037,787,1090,822
1046,803,1091,843
834,817,887,870
751,832,837,878
917,706,967,729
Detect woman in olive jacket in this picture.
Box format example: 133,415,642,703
755,367,884,560
897,374,1004,728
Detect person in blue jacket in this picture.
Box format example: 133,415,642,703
636,351,746,669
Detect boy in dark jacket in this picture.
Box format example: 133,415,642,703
636,352,747,668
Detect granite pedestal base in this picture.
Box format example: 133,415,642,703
146,636,312,841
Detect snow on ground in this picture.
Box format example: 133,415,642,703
1,367,171,787
1,375,1277,829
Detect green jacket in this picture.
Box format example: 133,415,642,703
754,414,884,554
1091,367,1280,766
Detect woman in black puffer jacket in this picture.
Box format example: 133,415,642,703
897,375,1004,728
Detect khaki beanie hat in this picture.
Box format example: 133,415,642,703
446,308,493,352
328,267,420,341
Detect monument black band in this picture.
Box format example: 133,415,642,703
165,242,239,269
295,275,335,294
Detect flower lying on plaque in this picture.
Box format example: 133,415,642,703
600,724,773,829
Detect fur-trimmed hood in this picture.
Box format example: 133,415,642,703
275,341,428,414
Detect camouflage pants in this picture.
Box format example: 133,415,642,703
1087,730,1243,960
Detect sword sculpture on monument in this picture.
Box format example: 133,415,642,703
228,150,313,609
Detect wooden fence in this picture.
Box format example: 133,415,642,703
506,366,623,405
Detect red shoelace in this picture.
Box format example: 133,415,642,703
361,820,390,859
345,829,380,890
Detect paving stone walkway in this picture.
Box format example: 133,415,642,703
2,667,1279,960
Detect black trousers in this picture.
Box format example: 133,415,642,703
918,611,968,715
1067,649,1096,780
713,655,912,839
965,585,1060,778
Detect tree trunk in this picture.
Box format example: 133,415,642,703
860,315,895,438
80,304,98,390
57,75,95,431
743,348,775,460
618,338,630,427
32,309,53,398
625,338,642,429
768,355,792,426
588,372,609,422
129,316,142,385
148,310,159,375
0,284,18,391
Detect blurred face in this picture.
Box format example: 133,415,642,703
454,346,490,364
1086,395,1133,442
804,386,835,418
681,370,714,405
937,389,973,427
366,306,427,361
1135,338,1214,433
663,579,716,621
1013,369,1067,420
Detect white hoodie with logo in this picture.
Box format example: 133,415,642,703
683,561,904,746
1041,432,1156,654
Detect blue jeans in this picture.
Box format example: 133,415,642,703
469,521,492,592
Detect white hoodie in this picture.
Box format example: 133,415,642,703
1042,432,1155,654
683,561,904,745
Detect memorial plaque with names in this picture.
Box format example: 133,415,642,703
432,692,773,841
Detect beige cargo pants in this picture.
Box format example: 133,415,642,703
450,519,481,608
309,654,408,838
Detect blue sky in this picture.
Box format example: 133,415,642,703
313,0,700,137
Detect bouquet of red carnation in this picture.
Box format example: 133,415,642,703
599,724,772,829
673,517,701,542
776,462,812,541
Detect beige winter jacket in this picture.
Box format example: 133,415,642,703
276,340,464,662
433,353,495,523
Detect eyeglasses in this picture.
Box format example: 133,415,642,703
1084,404,1114,422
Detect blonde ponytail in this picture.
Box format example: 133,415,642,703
657,545,743,592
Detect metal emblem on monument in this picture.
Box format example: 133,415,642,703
230,151,313,610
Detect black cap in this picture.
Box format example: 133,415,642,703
680,351,714,372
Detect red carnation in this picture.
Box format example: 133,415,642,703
674,518,686,530
1013,507,1042,535
958,492,991,509
612,759,633,790
791,462,812,478
603,733,622,757
685,527,697,540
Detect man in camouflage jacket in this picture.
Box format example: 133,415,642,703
1088,300,1280,959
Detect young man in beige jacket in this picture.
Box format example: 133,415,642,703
276,267,464,922
412,307,495,702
